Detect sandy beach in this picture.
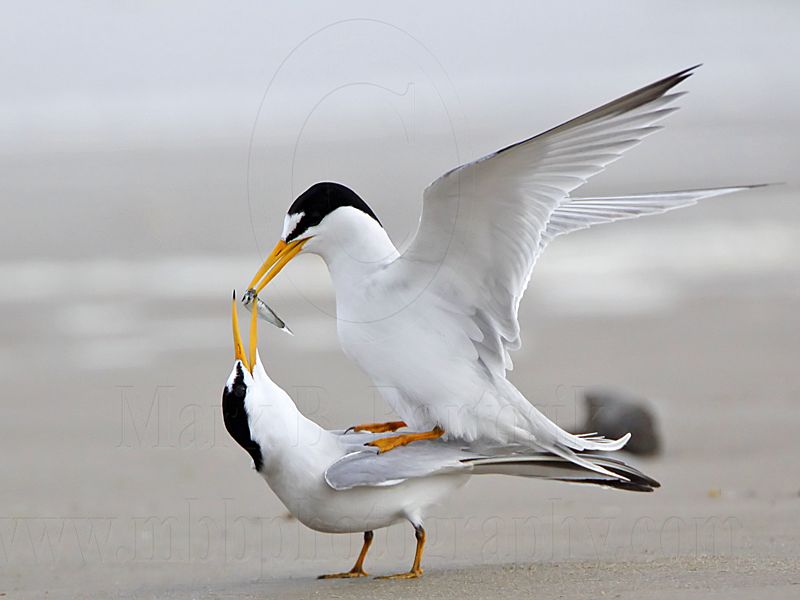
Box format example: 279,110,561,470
3,185,799,597
2,2,799,597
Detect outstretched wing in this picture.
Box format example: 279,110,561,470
539,186,763,250
400,67,697,375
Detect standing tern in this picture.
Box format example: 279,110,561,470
244,66,761,468
224,292,659,579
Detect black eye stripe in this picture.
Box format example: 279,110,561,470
285,182,381,242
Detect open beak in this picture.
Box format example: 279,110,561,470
231,291,259,373
247,238,309,295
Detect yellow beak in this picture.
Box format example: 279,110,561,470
247,238,309,295
231,291,259,373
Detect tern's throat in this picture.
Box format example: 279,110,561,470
311,207,399,292
225,359,335,475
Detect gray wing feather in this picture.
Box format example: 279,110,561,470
540,186,763,250
325,435,659,492
465,452,660,492
324,439,475,491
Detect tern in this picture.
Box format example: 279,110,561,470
245,66,760,469
223,292,660,579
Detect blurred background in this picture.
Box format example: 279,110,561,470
1,2,798,598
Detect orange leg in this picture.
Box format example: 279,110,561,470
367,427,444,453
376,525,425,580
318,531,373,579
346,420,407,434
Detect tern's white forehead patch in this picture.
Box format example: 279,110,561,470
281,212,304,240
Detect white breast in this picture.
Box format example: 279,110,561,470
259,436,468,533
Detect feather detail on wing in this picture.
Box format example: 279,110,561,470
324,438,470,490
401,66,699,376
464,452,660,492
540,185,765,250
324,437,659,492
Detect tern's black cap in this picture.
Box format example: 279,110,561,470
222,363,263,471
285,182,381,242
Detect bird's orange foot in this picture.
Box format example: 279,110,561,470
346,420,407,434
366,427,444,453
318,568,369,579
319,530,373,578
375,567,423,580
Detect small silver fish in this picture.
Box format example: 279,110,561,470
242,288,293,335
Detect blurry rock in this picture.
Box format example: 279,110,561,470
582,388,662,456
